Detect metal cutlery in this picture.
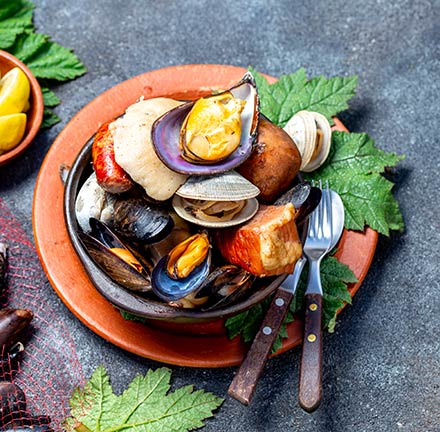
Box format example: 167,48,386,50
227,186,322,405
298,184,344,412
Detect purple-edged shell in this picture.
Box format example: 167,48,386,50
151,72,259,175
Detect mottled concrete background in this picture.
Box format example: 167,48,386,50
0,0,438,430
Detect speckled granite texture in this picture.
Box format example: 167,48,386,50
0,0,438,430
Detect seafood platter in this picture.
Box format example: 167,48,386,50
64,72,333,323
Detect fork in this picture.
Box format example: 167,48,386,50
298,181,333,412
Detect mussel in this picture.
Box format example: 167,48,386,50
167,265,255,311
111,197,174,244
151,233,211,301
274,181,322,225
79,218,152,292
151,72,259,175
196,265,255,311
180,92,246,164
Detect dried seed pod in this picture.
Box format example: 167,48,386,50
166,232,210,279
0,242,8,295
0,382,27,427
0,308,33,352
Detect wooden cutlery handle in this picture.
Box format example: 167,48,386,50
299,293,323,412
228,288,293,405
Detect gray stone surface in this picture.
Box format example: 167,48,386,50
0,0,439,430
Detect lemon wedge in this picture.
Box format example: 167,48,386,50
0,67,30,116
0,113,27,154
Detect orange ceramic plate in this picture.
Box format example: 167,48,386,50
33,65,378,368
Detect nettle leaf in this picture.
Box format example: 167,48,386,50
65,366,223,432
226,255,357,348
304,131,405,235
0,0,34,49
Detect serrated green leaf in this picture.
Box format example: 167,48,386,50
25,39,87,80
304,131,405,235
250,67,308,125
41,87,60,107
0,0,34,49
278,75,358,126
65,366,223,432
253,68,357,126
8,31,48,62
41,108,60,128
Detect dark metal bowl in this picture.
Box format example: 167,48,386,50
64,139,288,324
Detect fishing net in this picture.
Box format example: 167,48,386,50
0,198,84,430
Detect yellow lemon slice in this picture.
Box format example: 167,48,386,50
0,67,31,116
0,113,27,154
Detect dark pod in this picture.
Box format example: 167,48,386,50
0,308,33,353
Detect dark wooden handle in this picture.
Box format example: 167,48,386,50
228,288,293,405
298,293,323,412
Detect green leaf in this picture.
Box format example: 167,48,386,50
64,366,223,432
8,31,48,62
24,39,87,81
303,131,405,235
0,0,34,49
253,68,357,126
226,255,358,349
41,108,60,128
41,87,61,107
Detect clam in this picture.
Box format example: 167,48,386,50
172,170,260,228
283,110,332,172
151,72,259,175
151,232,211,301
79,218,152,292
111,197,174,244
75,172,116,233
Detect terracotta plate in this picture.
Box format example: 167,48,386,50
33,64,378,368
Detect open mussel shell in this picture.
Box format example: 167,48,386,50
151,250,211,302
78,218,152,292
194,265,256,311
275,181,322,226
111,197,174,244
151,72,259,175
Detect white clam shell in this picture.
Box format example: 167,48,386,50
301,112,332,172
175,170,260,201
172,195,259,228
283,110,317,170
283,110,332,172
